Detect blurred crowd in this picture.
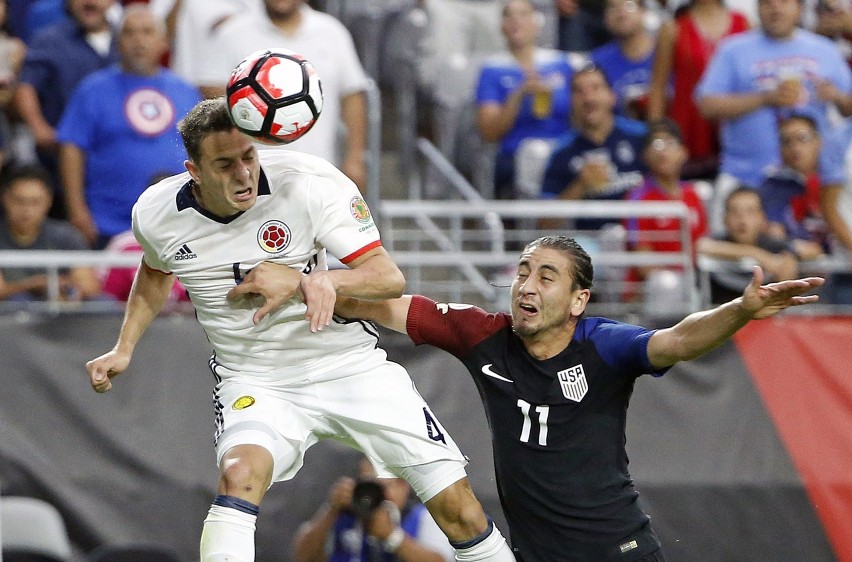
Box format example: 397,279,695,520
459,0,852,304
1,0,851,306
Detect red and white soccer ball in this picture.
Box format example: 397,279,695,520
225,48,323,145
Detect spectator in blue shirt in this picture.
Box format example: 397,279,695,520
540,63,646,230
475,0,576,200
590,0,655,120
554,0,611,53
292,454,454,562
819,118,852,254
758,114,827,259
5,0,33,41
695,0,852,232
56,4,200,248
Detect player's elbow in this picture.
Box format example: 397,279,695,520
648,330,687,369
385,268,406,298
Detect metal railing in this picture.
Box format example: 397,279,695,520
3,226,849,316
697,254,851,308
0,250,143,314
377,199,698,314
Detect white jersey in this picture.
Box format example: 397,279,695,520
132,150,385,384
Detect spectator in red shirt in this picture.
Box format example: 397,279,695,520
646,0,749,179
624,118,708,293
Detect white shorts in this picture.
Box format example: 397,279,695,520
212,358,468,500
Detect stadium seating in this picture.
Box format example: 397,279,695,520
0,496,73,562
513,137,558,200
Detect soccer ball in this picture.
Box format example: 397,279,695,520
225,48,323,145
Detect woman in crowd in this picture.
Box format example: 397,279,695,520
646,0,749,179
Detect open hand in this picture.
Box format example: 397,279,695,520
741,266,824,319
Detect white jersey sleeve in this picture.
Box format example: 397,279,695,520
132,175,188,274
256,149,380,263
301,158,380,264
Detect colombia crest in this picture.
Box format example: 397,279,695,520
257,220,291,254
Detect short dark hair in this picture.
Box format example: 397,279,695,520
523,235,594,290
724,185,763,211
571,62,612,92
642,118,683,149
779,112,818,134
0,163,54,195
178,97,238,163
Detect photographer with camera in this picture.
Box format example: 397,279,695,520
293,455,455,562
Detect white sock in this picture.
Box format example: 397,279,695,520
200,503,257,562
453,522,516,562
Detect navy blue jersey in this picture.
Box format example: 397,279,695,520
541,117,646,201
406,296,667,561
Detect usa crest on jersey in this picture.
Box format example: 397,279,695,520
558,364,588,402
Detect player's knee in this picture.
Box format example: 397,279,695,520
426,479,489,541
218,445,273,500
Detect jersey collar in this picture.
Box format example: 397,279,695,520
175,167,271,223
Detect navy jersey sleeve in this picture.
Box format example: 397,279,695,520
406,295,511,358
583,318,667,377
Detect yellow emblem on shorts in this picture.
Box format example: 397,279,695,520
232,396,256,410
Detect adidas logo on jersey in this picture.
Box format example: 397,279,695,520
174,243,197,261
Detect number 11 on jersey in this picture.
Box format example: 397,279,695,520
517,399,549,446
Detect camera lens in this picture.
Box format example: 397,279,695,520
351,480,385,517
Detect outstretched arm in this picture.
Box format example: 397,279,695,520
334,295,413,334
697,80,800,120
647,266,823,369
696,237,799,281
86,261,175,392
476,72,538,143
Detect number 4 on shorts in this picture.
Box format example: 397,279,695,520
423,407,446,444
